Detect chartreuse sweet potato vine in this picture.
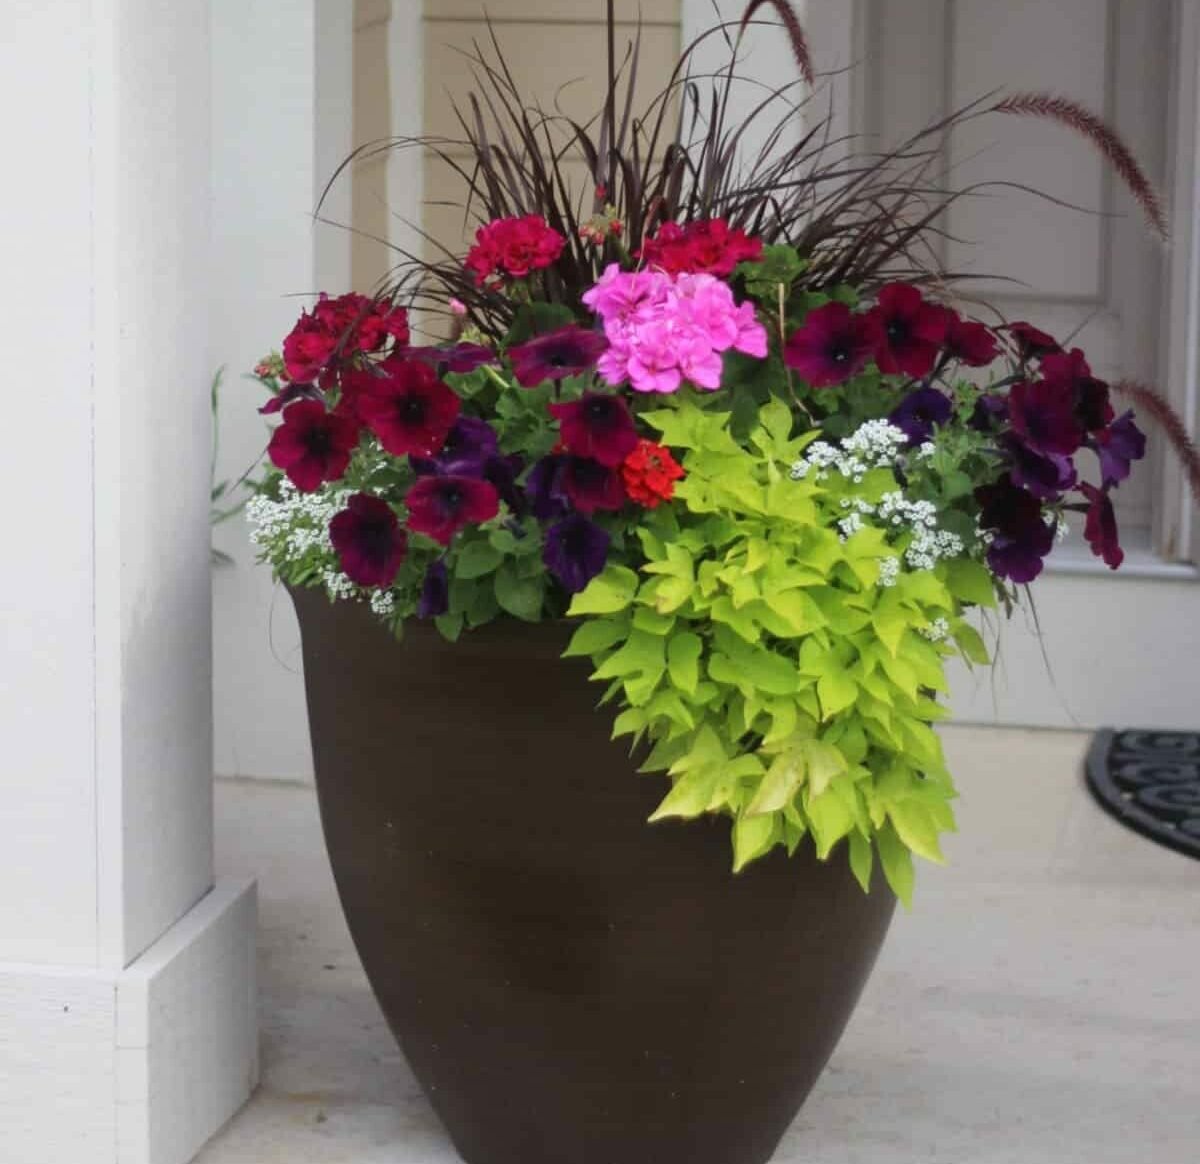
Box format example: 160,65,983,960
564,397,995,905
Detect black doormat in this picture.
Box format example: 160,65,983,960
1086,730,1200,861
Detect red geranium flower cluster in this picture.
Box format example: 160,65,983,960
620,440,685,508
464,215,565,286
281,292,409,384
639,219,764,277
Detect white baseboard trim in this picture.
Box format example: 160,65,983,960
0,877,258,1164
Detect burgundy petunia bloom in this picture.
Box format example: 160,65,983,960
267,400,360,492
1093,410,1147,488
1041,348,1113,432
975,473,1056,583
328,493,408,587
783,302,873,387
1003,321,1061,361
1007,379,1084,457
357,359,461,457
417,558,450,619
405,475,499,545
865,283,950,378
561,456,627,514
543,514,611,593
548,392,639,467
526,455,571,520
1080,482,1124,570
405,343,496,374
509,326,608,387
1003,435,1078,501
943,314,1000,367
889,387,953,446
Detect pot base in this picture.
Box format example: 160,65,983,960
290,587,895,1164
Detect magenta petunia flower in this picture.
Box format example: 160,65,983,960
1080,482,1124,569
561,456,627,514
865,283,949,378
975,473,1056,583
543,514,611,593
357,359,461,457
329,493,408,587
405,475,500,545
549,393,639,467
943,314,1000,367
405,343,496,374
1008,379,1084,457
784,302,873,387
509,326,608,387
1003,321,1061,361
1041,348,1113,432
267,400,360,492
1093,410,1147,488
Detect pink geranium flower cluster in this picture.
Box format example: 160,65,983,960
582,264,768,394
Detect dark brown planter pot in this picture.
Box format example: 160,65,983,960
289,585,896,1164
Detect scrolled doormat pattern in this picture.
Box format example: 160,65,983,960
1086,730,1200,860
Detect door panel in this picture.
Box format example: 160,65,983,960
859,0,1171,542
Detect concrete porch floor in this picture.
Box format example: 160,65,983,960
197,726,1200,1163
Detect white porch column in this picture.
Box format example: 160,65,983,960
0,3,257,1163
210,0,356,783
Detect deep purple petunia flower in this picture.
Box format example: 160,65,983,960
405,343,496,374
1007,379,1084,457
1041,348,1113,433
1080,482,1124,569
1093,410,1147,488
329,493,408,587
406,475,500,545
526,455,571,520
543,514,611,593
1002,321,1061,362
267,400,360,492
357,359,461,457
509,326,608,387
969,393,1009,432
561,456,627,514
1003,435,1077,501
548,392,639,467
864,283,949,379
943,315,1000,367
433,416,500,473
417,558,450,618
782,302,873,388
975,473,1056,583
889,387,953,446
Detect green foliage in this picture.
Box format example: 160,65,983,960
565,396,992,905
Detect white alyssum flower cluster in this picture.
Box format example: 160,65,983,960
790,421,965,580
919,617,951,643
370,589,397,616
247,480,361,602
789,420,908,484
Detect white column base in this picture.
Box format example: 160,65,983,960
0,877,258,1164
